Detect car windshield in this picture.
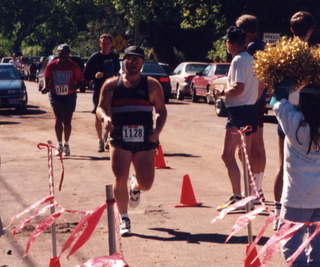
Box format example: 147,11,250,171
185,64,207,74
0,66,21,80
142,62,166,74
215,64,230,75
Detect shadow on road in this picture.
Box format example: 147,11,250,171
132,227,269,245
64,155,110,161
164,153,200,158
0,105,46,116
0,121,20,125
167,101,189,105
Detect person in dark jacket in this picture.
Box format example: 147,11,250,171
84,33,120,152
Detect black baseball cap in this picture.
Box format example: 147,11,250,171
57,43,71,52
224,26,246,44
124,46,145,59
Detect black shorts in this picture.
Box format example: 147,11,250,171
49,93,77,114
226,104,258,135
110,140,158,153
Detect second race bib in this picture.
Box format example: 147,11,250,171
55,85,69,95
122,125,144,142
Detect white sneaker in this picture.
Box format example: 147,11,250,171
129,175,141,208
120,216,131,237
63,144,71,157
55,144,63,156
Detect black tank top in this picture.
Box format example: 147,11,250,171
110,75,153,144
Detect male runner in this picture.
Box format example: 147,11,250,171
44,44,83,156
96,46,167,236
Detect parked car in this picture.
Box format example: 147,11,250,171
0,63,28,112
21,56,41,81
209,76,273,117
0,57,12,63
190,63,230,103
37,55,86,92
208,76,228,117
120,60,171,103
169,62,208,100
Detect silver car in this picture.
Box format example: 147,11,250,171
169,62,208,100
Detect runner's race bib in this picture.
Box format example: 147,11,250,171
122,125,144,142
55,85,69,95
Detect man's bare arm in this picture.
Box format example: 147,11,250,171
224,82,244,97
96,77,117,131
148,77,167,143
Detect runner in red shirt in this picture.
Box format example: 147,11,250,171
44,44,83,156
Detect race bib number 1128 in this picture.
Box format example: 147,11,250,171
122,125,144,142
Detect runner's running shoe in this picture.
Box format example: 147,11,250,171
120,216,131,237
63,144,71,157
55,144,63,156
129,175,141,208
216,195,243,211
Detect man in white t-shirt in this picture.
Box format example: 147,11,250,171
216,26,259,211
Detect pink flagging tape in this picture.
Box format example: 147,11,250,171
24,209,65,256
5,195,54,230
77,253,129,267
12,202,58,235
286,224,320,266
225,206,265,243
37,141,64,193
211,196,256,223
246,213,276,261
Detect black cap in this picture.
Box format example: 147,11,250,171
224,26,246,44
57,43,70,52
124,46,145,59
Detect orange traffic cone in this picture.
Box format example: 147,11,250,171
49,257,61,267
175,174,202,207
244,243,261,267
155,145,170,169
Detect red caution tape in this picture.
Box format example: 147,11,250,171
49,256,61,267
65,203,107,259
24,209,64,256
77,253,129,267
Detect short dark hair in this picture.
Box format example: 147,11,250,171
225,26,246,46
236,14,259,33
99,33,113,41
290,11,315,38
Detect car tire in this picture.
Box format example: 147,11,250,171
206,95,214,104
215,98,227,117
191,85,199,103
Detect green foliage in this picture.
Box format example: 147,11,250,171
207,39,228,62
